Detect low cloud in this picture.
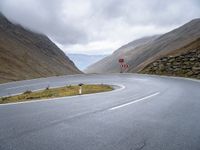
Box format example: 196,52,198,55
0,0,199,54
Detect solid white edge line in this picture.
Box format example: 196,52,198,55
0,84,125,106
139,73,200,83
109,92,160,111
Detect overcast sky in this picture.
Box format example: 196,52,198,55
0,0,200,55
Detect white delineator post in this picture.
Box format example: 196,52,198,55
78,83,83,95
79,86,82,95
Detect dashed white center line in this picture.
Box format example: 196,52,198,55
109,92,160,111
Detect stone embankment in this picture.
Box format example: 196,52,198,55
141,48,200,79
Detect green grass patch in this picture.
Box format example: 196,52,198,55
0,84,113,104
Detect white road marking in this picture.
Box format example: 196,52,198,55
109,92,160,111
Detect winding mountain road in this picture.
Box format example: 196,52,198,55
0,73,200,150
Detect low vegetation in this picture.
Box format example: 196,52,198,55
0,84,113,104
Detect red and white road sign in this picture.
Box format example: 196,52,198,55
121,64,129,69
118,58,124,63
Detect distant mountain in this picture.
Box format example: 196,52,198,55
68,54,107,71
85,19,200,76
0,13,81,83
85,35,160,73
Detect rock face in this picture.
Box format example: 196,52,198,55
141,38,200,79
0,13,81,83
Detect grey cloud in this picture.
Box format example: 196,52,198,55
96,0,200,26
0,0,88,44
0,0,199,54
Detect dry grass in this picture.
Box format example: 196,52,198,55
0,84,113,104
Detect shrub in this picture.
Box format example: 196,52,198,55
23,90,32,94
1,97,8,101
67,85,71,88
45,86,50,90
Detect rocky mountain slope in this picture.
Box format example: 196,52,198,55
85,35,160,73
0,13,81,83
140,38,200,79
86,19,200,75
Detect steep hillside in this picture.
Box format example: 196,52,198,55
128,18,200,73
86,19,200,74
85,35,159,73
0,13,81,83
140,38,200,79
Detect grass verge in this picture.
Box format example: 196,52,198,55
0,84,113,104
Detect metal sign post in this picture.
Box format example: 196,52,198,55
118,58,124,73
118,58,129,73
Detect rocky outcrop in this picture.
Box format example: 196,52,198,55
141,48,200,79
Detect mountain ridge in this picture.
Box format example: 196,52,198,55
85,18,200,75
140,38,200,79
129,18,200,72
85,35,160,73
0,13,81,83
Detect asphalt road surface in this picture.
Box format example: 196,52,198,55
0,73,200,150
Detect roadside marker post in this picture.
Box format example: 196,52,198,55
78,83,84,95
